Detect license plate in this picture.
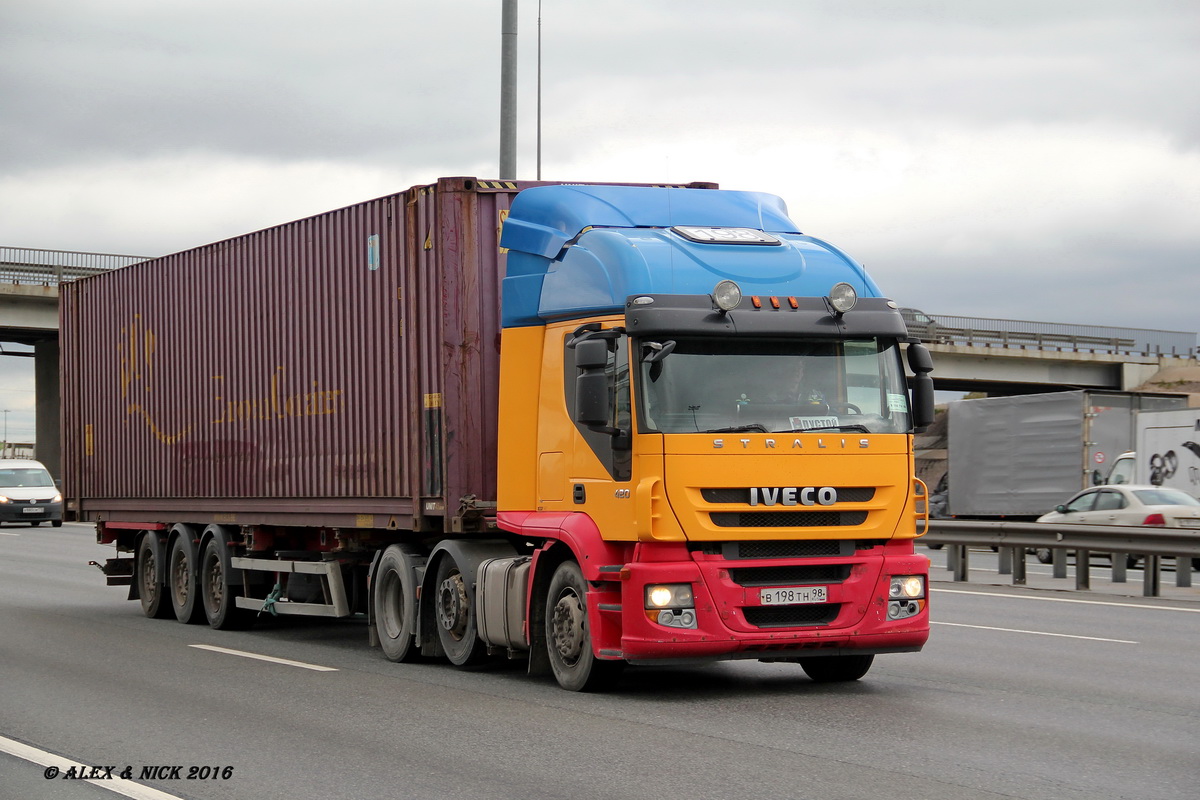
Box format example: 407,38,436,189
1179,518,1200,528
760,586,827,605
22,507,44,514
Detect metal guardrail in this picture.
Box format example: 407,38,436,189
924,519,1199,597
908,312,1197,358
0,247,149,286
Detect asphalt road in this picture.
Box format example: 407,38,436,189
1,524,1197,800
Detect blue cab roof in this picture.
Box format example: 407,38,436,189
499,184,881,328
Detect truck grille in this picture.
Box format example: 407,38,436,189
711,510,868,528
743,604,842,628
730,540,847,559
728,565,851,587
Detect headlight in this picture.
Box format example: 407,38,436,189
645,584,694,609
890,575,925,600
0,496,10,504
52,493,62,504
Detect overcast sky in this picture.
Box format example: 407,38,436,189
1,0,1198,445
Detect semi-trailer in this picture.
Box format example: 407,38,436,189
64,176,935,690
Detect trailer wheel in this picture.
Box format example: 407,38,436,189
798,654,874,683
433,553,487,666
168,535,204,624
1035,548,1052,564
136,534,172,619
545,561,623,692
200,536,252,630
374,545,419,662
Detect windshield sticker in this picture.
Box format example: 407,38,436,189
887,393,908,413
790,415,840,431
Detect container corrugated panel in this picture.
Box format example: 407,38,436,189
60,177,542,530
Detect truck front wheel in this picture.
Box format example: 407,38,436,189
799,654,874,683
545,561,623,692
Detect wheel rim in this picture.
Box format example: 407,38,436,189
550,588,586,666
204,552,223,612
140,548,157,601
171,549,189,606
436,568,469,642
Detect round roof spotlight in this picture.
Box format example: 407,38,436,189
713,280,742,313
829,282,857,314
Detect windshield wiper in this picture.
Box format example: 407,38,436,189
706,424,769,433
790,424,870,433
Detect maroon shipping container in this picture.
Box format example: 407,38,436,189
60,177,542,531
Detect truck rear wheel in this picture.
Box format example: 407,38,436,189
200,535,251,630
136,534,172,619
168,535,204,624
545,561,623,692
374,545,419,662
433,553,487,666
799,654,874,683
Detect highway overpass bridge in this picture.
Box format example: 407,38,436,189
3,246,1199,478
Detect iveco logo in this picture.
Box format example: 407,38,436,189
750,487,838,506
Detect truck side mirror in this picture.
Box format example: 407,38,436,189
574,339,612,427
906,343,935,430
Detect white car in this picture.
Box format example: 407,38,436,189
0,458,63,528
1035,484,1200,568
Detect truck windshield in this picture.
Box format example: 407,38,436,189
637,337,911,435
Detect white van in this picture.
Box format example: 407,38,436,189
0,459,63,527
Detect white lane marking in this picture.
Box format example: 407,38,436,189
930,621,1138,644
0,734,185,800
935,587,1200,613
0,531,22,536
189,644,338,671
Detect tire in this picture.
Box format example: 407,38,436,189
168,535,205,624
433,553,488,666
545,560,623,692
52,520,62,528
374,545,420,662
30,521,41,527
200,535,252,630
1035,548,1052,564
799,654,874,683
925,543,943,550
136,534,173,619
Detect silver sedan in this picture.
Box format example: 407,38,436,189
1035,484,1200,567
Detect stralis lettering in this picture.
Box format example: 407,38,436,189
750,487,838,506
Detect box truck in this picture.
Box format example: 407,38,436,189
941,390,1186,520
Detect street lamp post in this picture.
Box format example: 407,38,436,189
2,409,9,458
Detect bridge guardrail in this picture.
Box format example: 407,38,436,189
923,519,1199,597
910,313,1197,358
1,247,149,286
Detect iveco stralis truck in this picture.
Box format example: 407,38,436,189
64,177,934,691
